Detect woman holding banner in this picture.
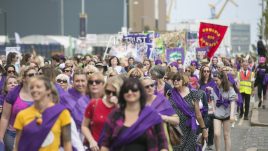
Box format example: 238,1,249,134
13,76,72,151
100,78,168,151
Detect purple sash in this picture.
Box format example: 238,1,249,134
227,73,243,107
110,107,162,150
171,88,198,132
68,88,83,99
18,104,65,151
214,87,231,108
200,80,217,92
60,91,90,130
54,83,66,95
72,95,90,129
5,85,22,105
151,94,175,116
0,76,6,93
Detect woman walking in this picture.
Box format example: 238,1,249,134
168,73,208,151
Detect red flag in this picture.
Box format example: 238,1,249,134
198,22,228,59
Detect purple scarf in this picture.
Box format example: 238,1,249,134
110,107,162,150
227,73,243,107
68,88,83,99
171,88,198,132
72,95,90,129
18,104,65,151
200,80,217,92
214,87,231,108
150,94,175,116
0,76,6,93
60,92,90,130
5,85,22,105
55,83,66,95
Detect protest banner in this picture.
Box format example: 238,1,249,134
199,22,228,59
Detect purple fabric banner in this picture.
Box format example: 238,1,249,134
166,47,184,63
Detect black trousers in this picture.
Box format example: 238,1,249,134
207,115,214,146
240,93,251,117
257,84,267,99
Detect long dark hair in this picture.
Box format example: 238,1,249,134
118,78,147,112
108,56,120,67
199,65,212,86
213,71,230,92
6,52,17,65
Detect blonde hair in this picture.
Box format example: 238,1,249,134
127,68,144,79
88,72,105,82
29,76,59,103
105,76,123,96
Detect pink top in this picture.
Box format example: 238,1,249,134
8,96,33,131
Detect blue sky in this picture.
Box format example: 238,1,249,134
169,0,262,44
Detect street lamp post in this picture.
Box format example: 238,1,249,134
0,9,7,36
60,0,64,35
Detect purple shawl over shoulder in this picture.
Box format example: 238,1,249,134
227,73,243,107
150,94,175,116
5,85,22,105
214,86,231,108
0,76,6,93
171,88,198,132
110,107,162,150
18,104,65,151
60,88,90,129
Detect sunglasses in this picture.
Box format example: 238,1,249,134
88,80,103,85
27,73,37,77
105,89,117,96
57,79,68,83
144,83,154,89
109,74,116,77
185,70,190,72
164,77,170,81
86,71,94,75
7,70,15,74
203,70,210,73
172,78,181,82
124,87,139,93
63,70,71,73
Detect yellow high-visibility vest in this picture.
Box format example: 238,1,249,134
239,70,253,94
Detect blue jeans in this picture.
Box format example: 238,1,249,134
4,129,16,151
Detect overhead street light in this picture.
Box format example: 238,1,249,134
0,9,7,36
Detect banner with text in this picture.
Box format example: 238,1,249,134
198,22,228,59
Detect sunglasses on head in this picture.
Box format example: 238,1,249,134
88,80,103,85
57,79,68,83
144,83,154,89
7,70,15,74
105,89,117,96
